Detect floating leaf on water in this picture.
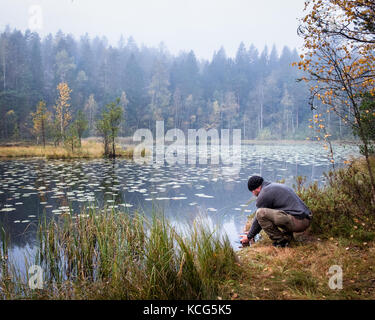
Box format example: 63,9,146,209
195,193,214,198
1,207,16,212
195,185,205,190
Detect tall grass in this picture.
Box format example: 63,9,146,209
0,208,238,300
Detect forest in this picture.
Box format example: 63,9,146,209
0,27,350,143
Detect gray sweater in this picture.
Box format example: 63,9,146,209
247,181,312,240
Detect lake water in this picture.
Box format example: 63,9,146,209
0,143,359,266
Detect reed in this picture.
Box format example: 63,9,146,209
0,208,238,299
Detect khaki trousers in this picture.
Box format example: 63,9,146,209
256,208,310,242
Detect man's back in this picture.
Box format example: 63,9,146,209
256,181,312,219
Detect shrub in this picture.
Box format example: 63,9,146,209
296,157,375,241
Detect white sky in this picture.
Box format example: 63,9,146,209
0,0,305,60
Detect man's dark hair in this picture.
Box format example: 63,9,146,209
248,175,264,191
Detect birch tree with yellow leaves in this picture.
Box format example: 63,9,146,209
297,0,375,204
54,82,72,140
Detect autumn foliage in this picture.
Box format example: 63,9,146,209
296,0,375,203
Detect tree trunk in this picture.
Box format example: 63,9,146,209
259,84,264,131
104,135,109,156
111,130,116,158
260,101,263,130
2,40,6,91
2,52,5,91
41,118,45,148
357,116,375,207
296,106,299,130
361,141,375,206
362,143,375,206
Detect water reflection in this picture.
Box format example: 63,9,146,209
0,143,359,257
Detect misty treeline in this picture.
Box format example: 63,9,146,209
0,27,351,142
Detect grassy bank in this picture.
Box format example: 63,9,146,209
231,236,375,299
224,156,375,300
0,140,136,159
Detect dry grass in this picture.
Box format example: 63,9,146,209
220,232,375,300
0,141,137,159
226,158,375,300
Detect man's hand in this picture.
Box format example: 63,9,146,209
239,234,254,246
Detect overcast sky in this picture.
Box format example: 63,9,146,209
0,0,305,60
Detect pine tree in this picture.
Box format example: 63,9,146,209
119,91,128,136
31,100,51,147
148,59,171,126
74,110,88,146
96,98,123,158
84,94,98,136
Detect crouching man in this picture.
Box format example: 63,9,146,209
240,176,312,248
